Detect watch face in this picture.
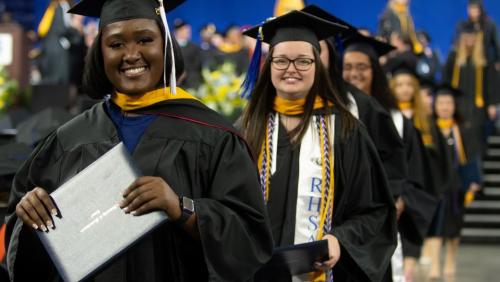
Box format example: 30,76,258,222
182,197,195,213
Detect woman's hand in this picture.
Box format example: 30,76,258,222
314,234,341,271
15,187,58,232
487,105,497,121
468,182,481,193
119,176,181,220
395,196,405,221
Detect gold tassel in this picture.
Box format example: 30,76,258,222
391,3,423,54
274,0,304,17
464,191,475,206
475,66,484,108
452,126,467,165
38,1,58,38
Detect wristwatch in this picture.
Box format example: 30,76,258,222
173,196,195,226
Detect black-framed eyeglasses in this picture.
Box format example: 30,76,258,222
271,57,315,71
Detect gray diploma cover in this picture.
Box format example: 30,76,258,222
37,143,168,282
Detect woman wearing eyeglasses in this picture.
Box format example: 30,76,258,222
240,11,396,282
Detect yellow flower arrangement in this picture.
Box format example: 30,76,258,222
0,66,18,113
190,62,247,121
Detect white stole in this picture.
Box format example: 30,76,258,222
391,109,404,139
270,114,336,244
347,92,359,119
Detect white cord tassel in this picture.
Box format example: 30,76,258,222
158,0,176,95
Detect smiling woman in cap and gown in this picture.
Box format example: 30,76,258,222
4,0,273,281
240,10,396,282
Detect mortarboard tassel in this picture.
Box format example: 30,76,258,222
157,0,177,95
240,26,263,99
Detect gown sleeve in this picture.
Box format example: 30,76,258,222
5,133,64,281
360,95,407,199
194,132,274,282
331,124,397,282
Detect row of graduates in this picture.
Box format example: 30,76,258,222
331,8,485,282
2,1,482,282
334,11,485,282
380,10,493,280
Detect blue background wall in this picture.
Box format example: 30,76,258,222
32,0,500,61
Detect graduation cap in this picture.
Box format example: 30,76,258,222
174,18,188,30
16,108,73,146
0,142,32,176
434,84,463,98
68,0,186,95
301,5,363,55
301,4,357,37
387,60,418,78
343,33,396,59
68,0,185,28
240,10,347,98
419,78,436,92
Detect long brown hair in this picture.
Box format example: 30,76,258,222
241,46,356,158
455,31,486,67
390,74,433,145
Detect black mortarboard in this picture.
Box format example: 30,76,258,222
241,10,347,98
174,18,188,30
343,33,396,58
434,84,463,97
419,78,436,92
388,60,418,78
68,0,185,29
243,10,347,51
301,4,357,38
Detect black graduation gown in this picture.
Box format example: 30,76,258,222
36,3,81,85
443,51,497,149
4,100,273,282
262,110,397,282
398,118,438,258
426,122,455,236
348,84,407,199
432,123,482,238
179,41,203,89
426,122,453,198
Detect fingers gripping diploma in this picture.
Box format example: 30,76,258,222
119,176,182,220
15,187,59,232
314,234,341,271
